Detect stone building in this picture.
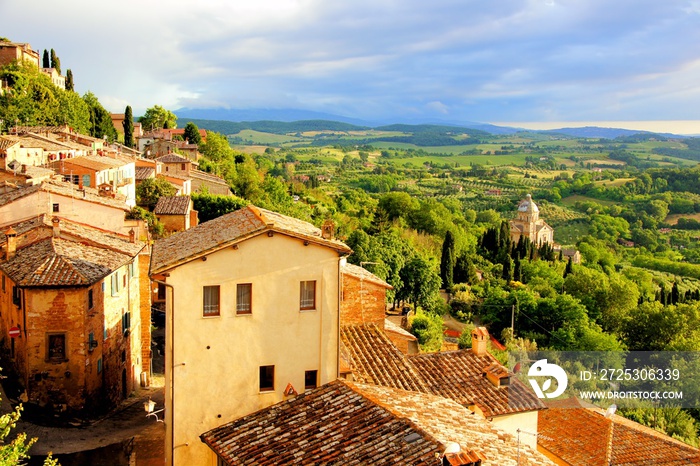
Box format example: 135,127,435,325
0,215,148,414
153,195,197,233
509,194,554,246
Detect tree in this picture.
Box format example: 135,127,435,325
139,105,177,131
564,257,573,278
398,256,441,312
49,48,60,74
183,122,202,145
440,231,456,291
65,69,74,92
123,105,134,148
42,49,49,68
83,91,117,142
136,177,177,210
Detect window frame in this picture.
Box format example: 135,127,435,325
88,288,94,310
47,333,67,362
300,280,317,311
259,365,275,392
236,283,252,315
203,285,221,317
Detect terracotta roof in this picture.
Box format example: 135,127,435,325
201,380,554,466
53,155,125,171
384,318,417,340
201,380,440,465
135,167,154,180
156,153,191,164
1,237,132,287
154,196,191,215
150,205,351,274
340,324,428,392
0,179,130,211
17,133,73,151
189,169,228,185
0,136,21,151
342,263,392,289
357,383,555,466
409,350,546,417
0,215,143,257
539,398,700,466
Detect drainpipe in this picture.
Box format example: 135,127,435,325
152,278,175,466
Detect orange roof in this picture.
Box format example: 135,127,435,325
539,398,700,465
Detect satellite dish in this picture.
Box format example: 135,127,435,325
605,404,617,418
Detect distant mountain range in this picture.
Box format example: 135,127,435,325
174,108,689,139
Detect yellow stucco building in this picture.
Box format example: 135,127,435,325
150,205,351,466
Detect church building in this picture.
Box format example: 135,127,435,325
509,194,554,246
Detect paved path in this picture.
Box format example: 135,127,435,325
2,378,165,465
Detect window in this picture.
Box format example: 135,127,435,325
305,370,318,390
111,273,119,296
181,163,186,170
300,281,316,310
12,286,21,308
1,275,5,293
203,285,220,317
47,333,67,361
97,358,103,373
88,289,94,310
52,203,60,213
259,365,274,392
82,174,91,187
88,332,97,351
122,311,131,335
236,284,252,314
123,272,127,288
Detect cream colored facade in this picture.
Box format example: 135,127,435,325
155,227,347,466
510,194,554,246
491,410,539,450
0,185,130,234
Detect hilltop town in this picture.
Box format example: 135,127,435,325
2,38,700,466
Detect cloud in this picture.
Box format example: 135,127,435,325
1,0,699,122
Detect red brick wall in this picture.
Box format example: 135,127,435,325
340,275,386,327
139,252,152,382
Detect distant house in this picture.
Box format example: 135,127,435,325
50,155,136,207
0,40,40,68
0,179,132,234
154,195,197,232
0,216,149,414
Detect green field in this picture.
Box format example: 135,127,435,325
561,194,618,207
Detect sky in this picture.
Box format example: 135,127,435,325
3,0,700,130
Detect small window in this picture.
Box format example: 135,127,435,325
203,285,220,317
123,272,127,288
181,163,185,170
88,289,94,310
47,333,67,361
305,370,318,390
12,286,21,308
52,203,59,212
111,273,119,296
97,358,103,373
122,311,131,335
300,281,316,310
259,365,274,392
236,284,252,315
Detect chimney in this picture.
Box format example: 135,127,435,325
471,327,489,356
321,220,335,240
52,216,60,237
5,227,17,260
129,228,135,243
483,362,511,388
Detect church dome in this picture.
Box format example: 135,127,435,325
517,194,539,213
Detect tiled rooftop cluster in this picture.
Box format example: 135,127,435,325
202,380,554,466
340,323,545,418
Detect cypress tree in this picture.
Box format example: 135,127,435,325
440,230,456,291
65,69,74,91
564,257,573,278
42,49,49,68
50,48,61,74
513,255,522,282
502,257,512,281
123,106,134,148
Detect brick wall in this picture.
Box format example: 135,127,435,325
139,251,152,383
340,274,386,327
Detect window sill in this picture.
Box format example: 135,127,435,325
259,389,275,394
236,312,252,316
300,308,317,312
